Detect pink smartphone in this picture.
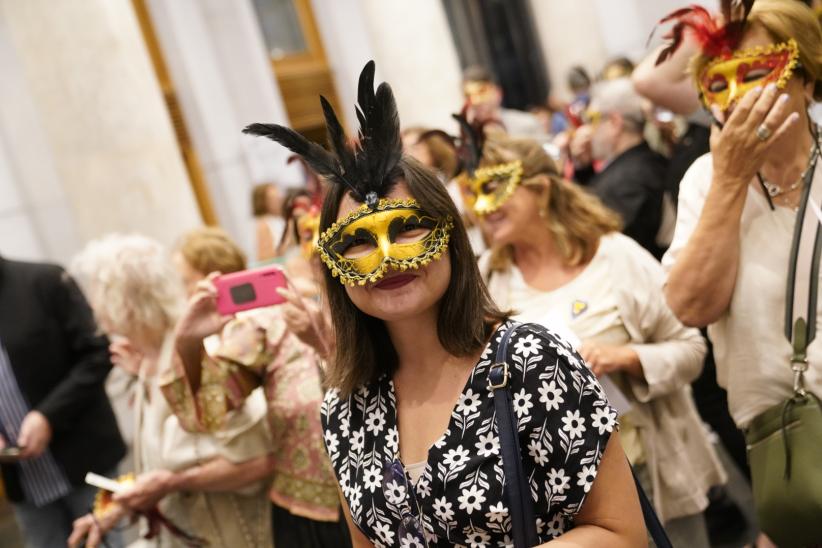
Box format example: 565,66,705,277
214,265,288,315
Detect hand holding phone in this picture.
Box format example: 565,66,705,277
214,265,288,315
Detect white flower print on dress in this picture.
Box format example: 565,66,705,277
348,483,363,510
373,522,394,545
415,473,432,498
538,380,565,411
561,409,586,439
485,502,508,524
512,388,533,418
457,388,482,415
458,484,487,514
386,427,399,453
323,430,339,457
545,514,566,536
546,467,570,495
433,496,455,522
366,410,386,435
576,464,597,493
527,438,549,467
399,533,425,548
464,528,492,547
475,431,499,458
384,479,407,505
320,322,617,546
363,465,382,493
513,333,543,358
442,445,470,468
590,406,617,435
351,427,365,452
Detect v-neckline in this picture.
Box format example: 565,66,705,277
385,322,504,495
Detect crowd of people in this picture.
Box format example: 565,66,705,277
2,0,822,547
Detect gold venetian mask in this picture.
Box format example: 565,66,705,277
699,39,800,111
296,207,320,260
459,160,524,216
317,198,453,286
463,80,498,105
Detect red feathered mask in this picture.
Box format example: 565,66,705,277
653,0,755,65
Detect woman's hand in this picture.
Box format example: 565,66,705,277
277,286,333,358
175,273,230,344
67,506,127,548
109,337,142,376
710,83,799,191
112,469,176,512
579,343,642,379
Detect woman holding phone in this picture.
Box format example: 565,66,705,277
166,227,348,548
244,61,646,546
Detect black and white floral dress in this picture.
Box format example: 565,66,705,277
321,322,617,547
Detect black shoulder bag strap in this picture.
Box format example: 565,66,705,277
488,322,539,548
489,322,672,547
785,133,822,401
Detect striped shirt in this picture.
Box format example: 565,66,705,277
0,340,72,507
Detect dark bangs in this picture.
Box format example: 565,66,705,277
320,157,506,396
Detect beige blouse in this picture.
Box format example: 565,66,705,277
482,233,726,522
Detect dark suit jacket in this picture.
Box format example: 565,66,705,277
591,141,669,260
0,257,125,502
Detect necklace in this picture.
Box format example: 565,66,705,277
760,140,820,198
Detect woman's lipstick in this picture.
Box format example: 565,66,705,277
374,274,416,290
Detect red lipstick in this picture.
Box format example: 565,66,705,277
374,274,416,290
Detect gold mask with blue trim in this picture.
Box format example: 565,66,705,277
317,198,453,286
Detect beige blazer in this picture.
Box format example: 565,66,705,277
482,234,727,521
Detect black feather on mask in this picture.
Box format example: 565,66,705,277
243,61,403,210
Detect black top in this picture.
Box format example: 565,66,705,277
321,322,616,546
0,257,125,502
591,141,669,259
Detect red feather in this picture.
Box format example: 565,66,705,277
653,1,754,65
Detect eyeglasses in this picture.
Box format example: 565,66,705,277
382,459,429,547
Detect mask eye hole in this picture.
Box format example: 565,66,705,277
707,75,728,93
339,229,377,259
742,66,773,83
481,176,506,194
389,215,434,244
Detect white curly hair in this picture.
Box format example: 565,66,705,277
70,233,184,352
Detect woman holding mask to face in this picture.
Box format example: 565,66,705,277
661,1,822,545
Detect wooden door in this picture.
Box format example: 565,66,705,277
252,0,343,143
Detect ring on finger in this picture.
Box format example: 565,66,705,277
756,124,772,141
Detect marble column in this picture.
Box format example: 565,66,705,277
145,0,301,256
0,0,201,263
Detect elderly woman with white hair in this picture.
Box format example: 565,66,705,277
67,234,274,548
584,77,670,259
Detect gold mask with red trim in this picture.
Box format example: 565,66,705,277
699,39,800,111
317,198,453,286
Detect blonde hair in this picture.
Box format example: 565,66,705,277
70,234,183,350
691,0,822,101
481,136,622,270
176,227,247,276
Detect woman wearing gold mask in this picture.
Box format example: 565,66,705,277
246,61,646,547
660,0,822,545
464,134,724,547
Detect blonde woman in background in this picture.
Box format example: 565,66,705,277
68,234,274,548
473,136,725,546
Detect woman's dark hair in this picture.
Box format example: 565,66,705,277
279,188,312,247
320,157,507,396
